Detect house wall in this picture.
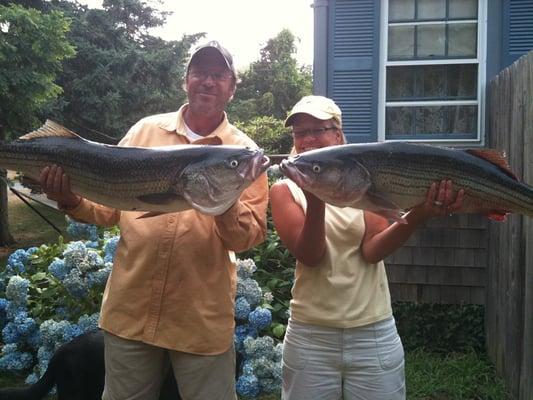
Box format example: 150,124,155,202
314,0,533,306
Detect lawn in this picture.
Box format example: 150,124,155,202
0,188,510,399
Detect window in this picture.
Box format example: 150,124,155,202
379,0,486,142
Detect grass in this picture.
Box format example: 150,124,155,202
405,349,509,400
0,188,510,399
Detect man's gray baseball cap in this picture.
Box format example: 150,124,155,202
187,40,237,78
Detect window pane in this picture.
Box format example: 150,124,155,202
449,105,477,134
389,0,415,21
418,0,446,20
386,67,415,100
415,106,448,134
447,64,477,98
417,24,446,57
387,65,478,101
450,0,478,19
389,26,415,59
386,107,414,135
416,66,446,98
449,23,477,57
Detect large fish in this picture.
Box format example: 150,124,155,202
0,120,270,216
279,142,533,222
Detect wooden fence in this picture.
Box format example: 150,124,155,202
486,50,533,400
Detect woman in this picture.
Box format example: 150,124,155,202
270,95,463,400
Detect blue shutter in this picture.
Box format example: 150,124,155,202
503,0,533,67
328,0,380,143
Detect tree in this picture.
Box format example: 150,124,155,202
0,3,75,246
229,29,312,121
48,0,202,140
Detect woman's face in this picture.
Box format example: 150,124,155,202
291,114,343,154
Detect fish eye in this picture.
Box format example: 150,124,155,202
312,164,321,173
229,159,239,168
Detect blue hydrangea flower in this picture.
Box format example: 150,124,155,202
236,278,262,308
87,266,111,288
235,297,251,321
63,241,88,270
273,343,283,362
5,276,30,306
77,313,99,333
243,336,275,359
13,311,37,336
236,372,260,398
2,322,21,344
36,345,54,375
0,298,8,326
0,344,33,371
62,324,82,342
234,324,257,353
48,258,70,280
236,258,257,279
251,356,276,378
7,249,29,267
66,217,99,242
39,320,72,348
248,307,272,331
63,270,88,298
103,235,120,264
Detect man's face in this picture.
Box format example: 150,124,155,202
185,50,236,118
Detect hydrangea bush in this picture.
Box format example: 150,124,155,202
0,218,284,398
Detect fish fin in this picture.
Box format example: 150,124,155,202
364,191,406,223
136,211,168,219
137,192,182,205
486,210,509,222
191,136,223,146
371,209,408,224
465,149,519,180
365,190,401,212
19,120,84,141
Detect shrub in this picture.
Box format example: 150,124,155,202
234,116,292,154
0,219,282,398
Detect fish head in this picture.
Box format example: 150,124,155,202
279,146,372,206
180,146,270,215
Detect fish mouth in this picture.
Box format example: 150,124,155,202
279,159,312,188
238,150,270,180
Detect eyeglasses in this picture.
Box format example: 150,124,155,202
189,70,232,82
292,126,338,138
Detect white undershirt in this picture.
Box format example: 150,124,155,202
184,123,205,141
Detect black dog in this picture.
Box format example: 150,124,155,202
0,330,180,400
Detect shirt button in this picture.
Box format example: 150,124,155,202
168,216,175,224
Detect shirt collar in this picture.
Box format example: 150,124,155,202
156,104,228,141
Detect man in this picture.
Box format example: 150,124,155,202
40,41,269,400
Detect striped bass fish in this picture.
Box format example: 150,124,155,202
279,142,533,222
0,120,270,216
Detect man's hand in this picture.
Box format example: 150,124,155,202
40,165,81,209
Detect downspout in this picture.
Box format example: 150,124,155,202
313,0,329,95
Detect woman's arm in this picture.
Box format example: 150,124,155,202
270,182,327,266
361,180,464,264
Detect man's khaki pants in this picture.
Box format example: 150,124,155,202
102,331,237,400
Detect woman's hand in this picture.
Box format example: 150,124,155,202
408,180,464,222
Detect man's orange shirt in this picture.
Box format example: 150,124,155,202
67,105,268,354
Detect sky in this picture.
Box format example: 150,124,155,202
79,0,314,70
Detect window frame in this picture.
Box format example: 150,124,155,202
378,0,488,144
